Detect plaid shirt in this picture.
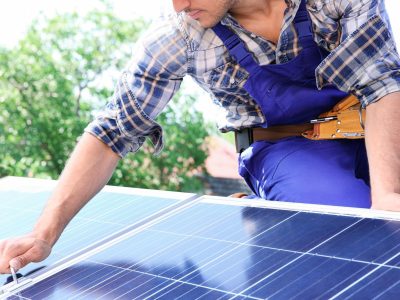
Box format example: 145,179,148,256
86,0,400,157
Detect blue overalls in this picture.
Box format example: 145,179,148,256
213,0,371,208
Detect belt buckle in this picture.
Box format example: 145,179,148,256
235,128,253,153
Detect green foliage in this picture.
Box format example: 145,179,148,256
0,9,211,192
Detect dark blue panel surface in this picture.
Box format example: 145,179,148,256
386,253,400,266
247,211,358,251
5,296,30,300
246,255,375,299
329,266,400,299
311,218,400,265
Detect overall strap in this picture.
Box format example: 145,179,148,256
293,0,315,49
213,0,321,69
212,23,259,74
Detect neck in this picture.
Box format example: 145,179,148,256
230,0,286,21
229,0,287,44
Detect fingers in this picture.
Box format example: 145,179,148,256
9,247,38,271
0,240,31,274
372,193,400,211
9,256,26,272
0,236,51,274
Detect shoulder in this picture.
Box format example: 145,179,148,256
306,0,344,20
306,0,388,18
137,12,186,50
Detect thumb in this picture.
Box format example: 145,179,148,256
9,255,28,272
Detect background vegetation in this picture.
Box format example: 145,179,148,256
0,9,211,192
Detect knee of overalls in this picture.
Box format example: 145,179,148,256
238,138,371,208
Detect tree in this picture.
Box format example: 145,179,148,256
0,9,210,192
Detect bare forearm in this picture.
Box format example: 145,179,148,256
365,91,400,210
33,133,120,245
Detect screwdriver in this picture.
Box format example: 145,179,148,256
10,267,19,285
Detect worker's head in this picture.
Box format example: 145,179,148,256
172,0,240,28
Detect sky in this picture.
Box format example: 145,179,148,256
0,0,399,121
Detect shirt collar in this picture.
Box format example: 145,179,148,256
286,0,299,9
220,13,239,27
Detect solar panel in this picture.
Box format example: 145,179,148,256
1,177,400,299
0,177,195,287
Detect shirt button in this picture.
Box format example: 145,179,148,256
229,78,235,84
329,44,336,50
250,33,257,38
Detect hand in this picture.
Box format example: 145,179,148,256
371,193,400,212
0,234,52,274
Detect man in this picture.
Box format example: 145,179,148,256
1,0,399,275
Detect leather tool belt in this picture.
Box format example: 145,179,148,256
235,95,366,153
303,95,365,140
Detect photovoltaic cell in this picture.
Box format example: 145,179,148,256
310,218,400,264
245,254,375,298
338,267,400,298
245,210,358,252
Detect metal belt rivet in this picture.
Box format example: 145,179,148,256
359,105,365,129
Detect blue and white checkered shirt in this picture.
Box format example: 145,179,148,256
86,0,400,157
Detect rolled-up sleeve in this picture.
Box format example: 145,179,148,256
85,15,189,157
315,0,400,107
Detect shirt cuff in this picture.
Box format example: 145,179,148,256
85,105,164,158
316,15,400,107
84,118,143,158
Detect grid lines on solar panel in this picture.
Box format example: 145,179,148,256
337,266,400,298
11,200,400,299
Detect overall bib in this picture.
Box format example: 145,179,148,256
213,0,371,208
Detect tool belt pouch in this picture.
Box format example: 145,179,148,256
303,95,366,140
